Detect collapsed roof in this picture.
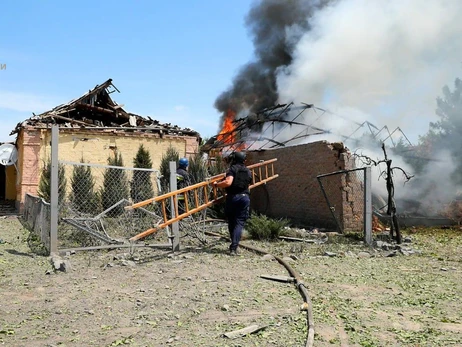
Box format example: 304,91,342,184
204,102,415,154
203,103,328,153
10,79,200,138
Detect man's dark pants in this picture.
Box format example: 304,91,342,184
225,194,250,251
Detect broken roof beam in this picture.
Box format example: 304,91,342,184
75,103,116,115
49,114,96,127
106,82,120,94
108,104,125,110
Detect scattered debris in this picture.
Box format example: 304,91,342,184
261,254,275,261
50,254,72,272
223,324,267,339
282,256,296,263
121,260,137,267
372,215,386,231
279,236,322,243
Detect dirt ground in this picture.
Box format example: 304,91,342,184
1,216,462,347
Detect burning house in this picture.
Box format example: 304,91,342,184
8,79,201,211
203,103,364,232
204,0,460,230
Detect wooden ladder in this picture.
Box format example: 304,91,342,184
126,158,278,241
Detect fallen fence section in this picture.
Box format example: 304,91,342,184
127,158,279,241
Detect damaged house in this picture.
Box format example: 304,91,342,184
8,79,201,211
205,103,365,232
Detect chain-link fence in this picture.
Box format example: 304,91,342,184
22,193,51,253
56,161,170,250
317,168,370,234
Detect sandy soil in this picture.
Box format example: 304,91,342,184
1,216,461,347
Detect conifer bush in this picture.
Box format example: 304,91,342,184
205,154,227,219
70,158,100,214
188,152,207,185
101,152,129,217
131,144,154,203
246,213,290,241
159,146,179,193
37,157,67,204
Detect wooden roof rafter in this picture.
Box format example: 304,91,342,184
10,79,201,139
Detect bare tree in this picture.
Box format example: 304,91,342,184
355,143,414,244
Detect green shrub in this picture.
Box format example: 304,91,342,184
188,152,208,185
207,154,226,177
37,157,67,204
70,157,100,214
246,214,290,241
159,146,180,193
131,144,154,203
204,154,227,219
101,152,129,217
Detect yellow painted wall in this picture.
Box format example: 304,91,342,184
40,130,195,166
5,165,16,200
38,129,199,195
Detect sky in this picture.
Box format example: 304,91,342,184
0,0,255,142
1,0,461,147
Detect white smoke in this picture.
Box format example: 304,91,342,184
216,0,462,215
276,0,462,139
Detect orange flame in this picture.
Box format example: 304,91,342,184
217,109,236,145
215,109,246,155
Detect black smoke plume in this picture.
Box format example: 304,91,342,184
214,0,331,128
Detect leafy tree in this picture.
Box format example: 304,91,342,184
431,77,462,139
37,157,67,204
419,77,462,183
391,138,429,175
101,152,129,216
131,144,154,203
70,157,100,214
159,146,180,193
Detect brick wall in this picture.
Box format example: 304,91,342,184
247,141,361,230
16,130,41,204
341,170,365,232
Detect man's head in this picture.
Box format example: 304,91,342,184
179,157,189,169
228,151,246,164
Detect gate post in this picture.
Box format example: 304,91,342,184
169,161,180,252
50,125,59,254
364,167,372,245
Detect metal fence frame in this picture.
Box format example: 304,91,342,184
317,167,372,244
23,193,51,253
23,126,215,254
42,125,176,253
